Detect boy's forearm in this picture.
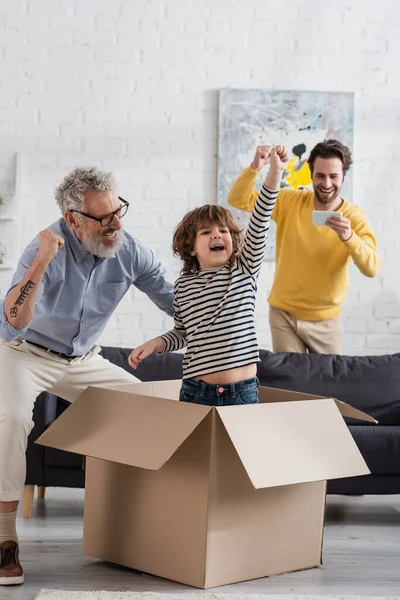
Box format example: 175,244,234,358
160,328,186,353
263,165,285,191
153,336,167,353
4,258,49,329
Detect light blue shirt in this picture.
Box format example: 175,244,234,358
0,219,174,355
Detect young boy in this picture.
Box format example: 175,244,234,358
128,146,289,405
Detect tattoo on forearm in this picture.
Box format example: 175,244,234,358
9,280,36,319
15,280,35,306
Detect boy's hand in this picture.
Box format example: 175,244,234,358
251,145,272,171
128,337,165,369
270,145,289,171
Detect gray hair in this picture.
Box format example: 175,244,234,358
55,166,117,214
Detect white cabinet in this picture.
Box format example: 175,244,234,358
0,216,19,270
0,154,22,295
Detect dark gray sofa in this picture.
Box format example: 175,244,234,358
26,347,400,503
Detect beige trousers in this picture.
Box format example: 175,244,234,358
0,339,139,502
269,305,342,354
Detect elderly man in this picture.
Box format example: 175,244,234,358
0,166,174,585
228,140,380,354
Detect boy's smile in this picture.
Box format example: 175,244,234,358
191,224,233,270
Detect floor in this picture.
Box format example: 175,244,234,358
3,489,400,600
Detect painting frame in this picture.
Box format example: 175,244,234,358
217,88,355,261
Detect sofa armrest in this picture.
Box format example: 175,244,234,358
30,392,59,430
43,393,59,428
100,346,183,381
26,392,56,486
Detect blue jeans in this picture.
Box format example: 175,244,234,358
179,376,259,406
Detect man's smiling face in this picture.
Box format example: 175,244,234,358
67,189,124,258
312,156,345,209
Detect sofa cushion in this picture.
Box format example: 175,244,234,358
349,425,400,473
257,351,400,425
99,347,400,425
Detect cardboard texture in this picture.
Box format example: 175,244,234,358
37,381,371,588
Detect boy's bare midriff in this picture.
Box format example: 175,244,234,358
196,363,257,384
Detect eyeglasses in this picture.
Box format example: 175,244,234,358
70,197,129,227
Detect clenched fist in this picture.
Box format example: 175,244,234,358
270,145,290,171
251,145,272,172
36,230,65,264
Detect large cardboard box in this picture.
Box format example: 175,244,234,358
37,381,374,588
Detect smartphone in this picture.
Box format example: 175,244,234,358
312,210,342,226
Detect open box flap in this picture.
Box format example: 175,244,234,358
259,386,377,423
333,399,377,423
37,385,211,470
96,380,181,400
217,398,370,490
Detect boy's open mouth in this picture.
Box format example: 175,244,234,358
210,244,225,252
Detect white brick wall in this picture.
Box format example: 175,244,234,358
0,0,399,355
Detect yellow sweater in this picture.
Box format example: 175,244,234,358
227,167,380,321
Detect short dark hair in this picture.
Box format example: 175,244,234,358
308,139,352,176
172,205,244,275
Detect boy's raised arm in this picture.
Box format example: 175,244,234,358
240,146,289,276
227,145,273,213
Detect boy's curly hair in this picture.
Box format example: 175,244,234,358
173,205,244,275
308,139,353,176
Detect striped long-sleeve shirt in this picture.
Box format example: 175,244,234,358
160,184,278,379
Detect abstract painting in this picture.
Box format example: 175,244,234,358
218,89,354,260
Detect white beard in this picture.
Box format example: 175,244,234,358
81,230,123,258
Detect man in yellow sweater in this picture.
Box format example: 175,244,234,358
227,139,380,354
